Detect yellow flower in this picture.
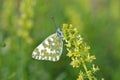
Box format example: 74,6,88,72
62,24,101,80
77,72,84,80
85,54,96,63
70,58,80,68
66,42,71,48
83,46,90,53
92,64,99,73
73,49,80,57
67,52,73,57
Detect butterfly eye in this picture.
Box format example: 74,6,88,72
57,31,63,39
58,32,62,36
56,28,63,37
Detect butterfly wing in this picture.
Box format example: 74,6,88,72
32,33,63,61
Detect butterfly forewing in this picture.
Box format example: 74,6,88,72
32,33,63,61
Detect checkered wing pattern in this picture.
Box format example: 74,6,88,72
32,33,63,61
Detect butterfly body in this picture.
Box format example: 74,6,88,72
32,28,63,61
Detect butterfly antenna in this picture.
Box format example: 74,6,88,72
50,16,57,29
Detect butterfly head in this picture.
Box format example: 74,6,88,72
56,28,63,39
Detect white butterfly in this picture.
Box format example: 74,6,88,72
32,28,63,61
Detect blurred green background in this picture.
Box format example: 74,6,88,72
0,0,120,80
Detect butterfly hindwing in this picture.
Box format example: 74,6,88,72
32,33,63,61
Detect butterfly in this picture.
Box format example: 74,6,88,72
32,28,63,61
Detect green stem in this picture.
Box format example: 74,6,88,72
82,60,92,80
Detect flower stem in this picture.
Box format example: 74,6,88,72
82,61,92,80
